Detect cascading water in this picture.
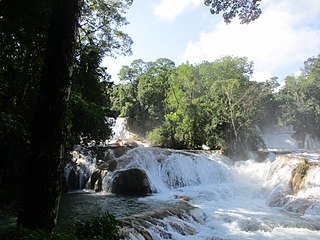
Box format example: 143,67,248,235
305,134,320,149
63,145,97,189
103,147,231,194
60,119,320,239
261,126,299,150
118,153,320,239
111,117,133,140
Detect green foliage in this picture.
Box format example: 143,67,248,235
291,158,309,194
112,58,175,134
137,58,175,120
68,44,116,146
165,63,206,148
0,0,132,203
115,56,269,153
79,0,133,57
147,127,164,146
204,0,262,24
72,212,119,239
211,77,268,153
258,77,281,128
2,213,119,240
162,56,268,152
277,55,320,137
295,158,309,175
0,0,133,147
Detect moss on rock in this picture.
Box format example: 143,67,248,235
291,158,309,194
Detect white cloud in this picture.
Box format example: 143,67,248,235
153,0,203,22
180,0,320,79
102,57,133,84
251,71,274,82
294,70,303,77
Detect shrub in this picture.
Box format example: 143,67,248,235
72,212,119,240
146,127,163,146
2,212,119,240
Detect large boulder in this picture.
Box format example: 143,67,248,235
98,159,117,171
111,168,151,195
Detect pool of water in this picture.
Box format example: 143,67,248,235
57,190,176,231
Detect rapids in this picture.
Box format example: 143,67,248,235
60,119,320,239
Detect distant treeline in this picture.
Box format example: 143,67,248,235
111,55,320,155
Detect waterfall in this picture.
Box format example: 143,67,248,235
61,119,320,239
261,125,320,150
61,148,320,239
303,166,320,217
111,118,133,140
63,145,96,190
115,151,320,239
305,134,320,149
261,125,299,149
103,147,231,194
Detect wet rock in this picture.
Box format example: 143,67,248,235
109,146,131,158
119,224,154,240
175,195,192,202
92,145,134,161
89,170,103,192
118,203,197,240
291,158,309,194
169,221,196,235
98,159,117,171
122,140,139,148
111,168,151,195
284,197,314,214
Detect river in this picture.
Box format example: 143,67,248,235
59,119,320,239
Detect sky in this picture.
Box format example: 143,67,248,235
102,0,320,84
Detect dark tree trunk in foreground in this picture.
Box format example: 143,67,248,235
18,0,79,232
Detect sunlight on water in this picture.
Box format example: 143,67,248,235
137,152,320,239
107,148,320,239
61,120,320,239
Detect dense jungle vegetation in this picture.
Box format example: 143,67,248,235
0,0,133,226
111,55,320,155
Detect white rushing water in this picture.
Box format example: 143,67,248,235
111,118,133,140
262,126,299,149
112,120,320,239
64,119,320,239
110,148,320,239
64,146,97,189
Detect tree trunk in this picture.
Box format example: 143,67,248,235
18,0,79,232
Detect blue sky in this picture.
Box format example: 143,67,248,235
102,0,320,84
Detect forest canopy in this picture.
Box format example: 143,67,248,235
111,54,320,156
0,0,132,210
